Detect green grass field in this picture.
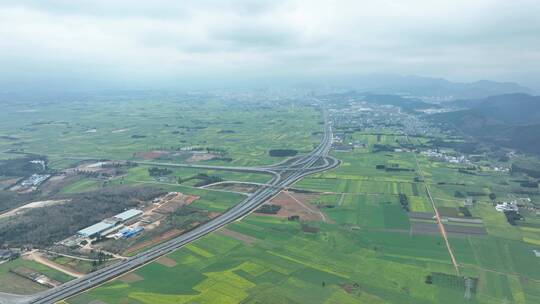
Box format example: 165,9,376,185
0,258,74,294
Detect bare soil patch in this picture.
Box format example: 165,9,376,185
40,174,78,195
0,199,70,219
40,174,65,186
444,224,487,235
0,177,19,189
118,273,144,283
156,256,178,267
263,191,324,222
216,228,257,246
124,229,183,255
152,192,199,214
24,251,83,278
437,207,461,217
138,192,199,224
411,221,440,236
301,224,320,233
135,150,170,160
188,152,216,162
207,182,260,193
411,221,486,237
341,282,361,294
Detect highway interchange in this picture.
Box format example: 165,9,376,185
9,118,338,304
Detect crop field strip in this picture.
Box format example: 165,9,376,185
67,217,463,304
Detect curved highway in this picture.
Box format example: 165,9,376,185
18,118,336,304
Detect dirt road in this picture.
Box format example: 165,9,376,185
25,251,84,278
411,148,460,275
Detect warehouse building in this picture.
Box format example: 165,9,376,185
113,209,143,222
77,209,143,238
77,222,114,238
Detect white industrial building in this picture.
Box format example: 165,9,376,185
77,222,115,238
113,209,143,222
77,209,143,238
495,202,518,212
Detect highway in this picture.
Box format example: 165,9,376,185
19,118,337,304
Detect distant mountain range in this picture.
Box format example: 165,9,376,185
0,74,533,102
432,93,540,154
299,74,533,99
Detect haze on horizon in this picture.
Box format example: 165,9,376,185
1,0,539,91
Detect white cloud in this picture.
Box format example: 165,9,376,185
0,0,539,89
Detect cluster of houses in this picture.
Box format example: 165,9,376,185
421,149,471,165
331,132,365,152
0,248,20,262
495,197,534,213
491,166,510,173
20,174,50,187
495,201,519,212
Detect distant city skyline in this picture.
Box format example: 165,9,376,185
1,0,539,91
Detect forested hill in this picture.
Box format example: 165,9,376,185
431,93,540,154
362,94,437,111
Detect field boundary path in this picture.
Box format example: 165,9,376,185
411,148,461,275
282,190,327,223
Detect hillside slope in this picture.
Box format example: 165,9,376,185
432,94,540,154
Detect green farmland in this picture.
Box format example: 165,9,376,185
0,97,320,168
1,98,540,304
0,258,74,295
66,132,540,304
68,215,460,304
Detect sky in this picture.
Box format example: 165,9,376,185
1,0,539,91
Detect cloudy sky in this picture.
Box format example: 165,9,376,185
1,0,539,90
